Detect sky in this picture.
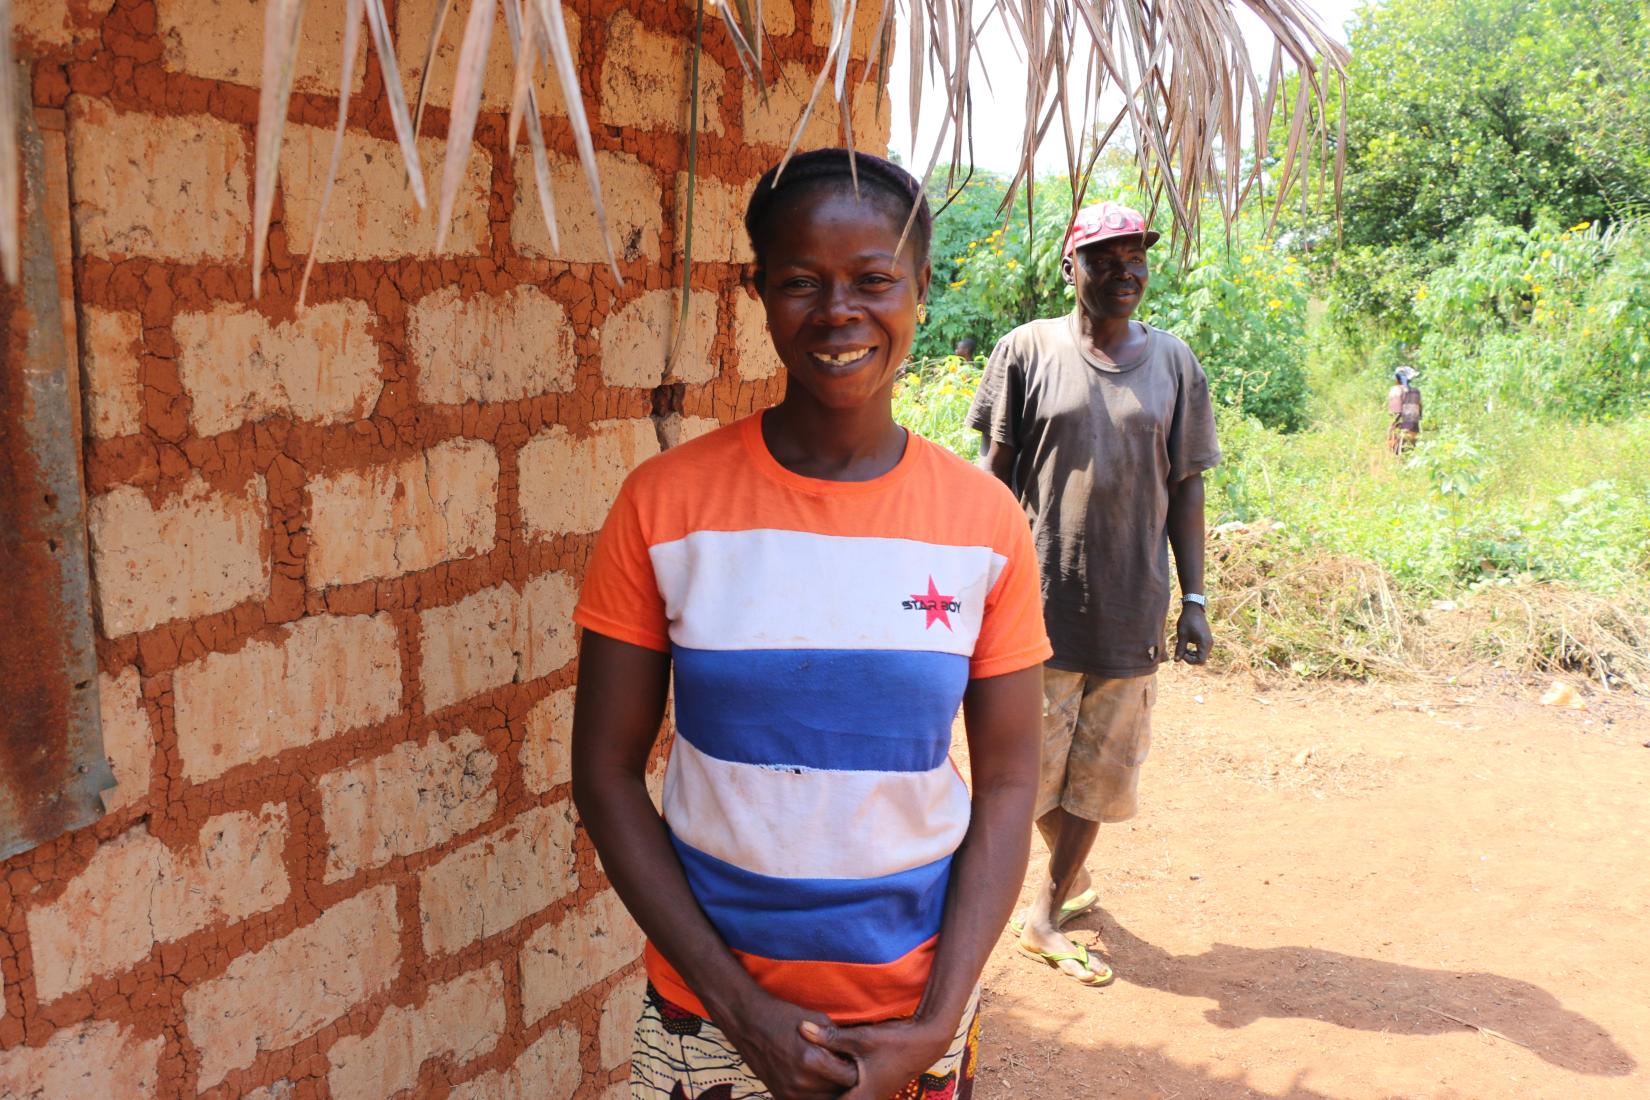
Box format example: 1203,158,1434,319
885,0,1364,176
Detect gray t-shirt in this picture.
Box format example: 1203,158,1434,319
966,315,1221,678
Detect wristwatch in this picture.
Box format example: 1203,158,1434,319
1181,593,1207,607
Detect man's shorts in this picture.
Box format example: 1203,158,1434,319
1035,667,1157,823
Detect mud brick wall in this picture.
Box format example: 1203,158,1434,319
0,0,889,1096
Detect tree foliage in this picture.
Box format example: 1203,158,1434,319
917,173,1313,431
1334,0,1650,254
1415,215,1650,419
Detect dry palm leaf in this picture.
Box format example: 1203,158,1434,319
435,0,495,252
669,0,710,375
242,0,1345,295
251,0,307,298
253,0,430,297
362,0,428,209
297,0,365,307
411,0,456,143
717,0,767,89
503,0,561,254
526,0,621,278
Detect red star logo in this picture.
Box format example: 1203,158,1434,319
911,575,955,631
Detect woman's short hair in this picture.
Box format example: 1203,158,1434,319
743,148,932,270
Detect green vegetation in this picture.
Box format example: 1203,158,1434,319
896,328,1650,688
892,355,985,460
920,173,1313,431
1326,0,1649,255
1414,216,1650,421
895,0,1650,690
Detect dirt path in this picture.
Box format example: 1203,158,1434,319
966,665,1650,1099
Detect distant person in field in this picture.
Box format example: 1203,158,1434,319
954,336,978,360
1388,367,1422,454
967,200,1220,987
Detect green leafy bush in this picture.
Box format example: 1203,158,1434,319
893,355,985,459
1414,216,1650,420
1138,240,1311,432
921,178,1313,432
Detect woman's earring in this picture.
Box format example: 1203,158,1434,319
917,303,928,324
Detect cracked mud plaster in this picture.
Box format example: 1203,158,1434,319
2,0,874,1094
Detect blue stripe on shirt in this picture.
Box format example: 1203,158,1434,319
671,646,969,773
670,834,951,965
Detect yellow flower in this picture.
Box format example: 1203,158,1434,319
1571,220,1591,231
1587,305,1597,314
1415,287,1428,300
1532,284,1544,294
1005,259,1019,269
1541,249,1553,259
1267,298,1283,310
967,241,978,250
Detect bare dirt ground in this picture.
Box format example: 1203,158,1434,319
967,664,1650,1099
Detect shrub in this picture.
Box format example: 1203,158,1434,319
1413,216,1650,421
927,184,1314,432
893,355,985,459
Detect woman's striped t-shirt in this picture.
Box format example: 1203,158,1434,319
574,412,1051,1024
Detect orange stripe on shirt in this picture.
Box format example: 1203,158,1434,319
629,415,1028,549
575,415,1053,676
644,935,938,1025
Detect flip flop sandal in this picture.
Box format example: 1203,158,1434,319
1058,887,1100,925
1016,941,1115,986
1007,888,1102,936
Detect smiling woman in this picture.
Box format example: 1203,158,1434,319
570,148,1054,1100
743,152,933,469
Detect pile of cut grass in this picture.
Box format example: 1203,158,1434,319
1203,523,1650,694
1204,523,1416,681
1427,583,1650,694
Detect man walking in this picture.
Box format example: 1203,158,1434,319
966,201,1220,985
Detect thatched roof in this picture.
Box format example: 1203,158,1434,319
0,0,1348,289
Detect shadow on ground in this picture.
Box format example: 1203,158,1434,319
975,1031,1400,1100
1058,911,1635,1078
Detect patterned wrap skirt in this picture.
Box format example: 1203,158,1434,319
630,983,981,1100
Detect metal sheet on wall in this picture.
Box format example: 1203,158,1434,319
0,80,113,860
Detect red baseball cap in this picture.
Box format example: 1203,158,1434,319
1064,201,1160,257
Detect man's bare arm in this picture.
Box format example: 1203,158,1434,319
1167,472,1211,664
978,436,1015,489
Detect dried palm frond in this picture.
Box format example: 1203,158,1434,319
362,0,427,208
297,0,365,306
411,0,457,143
251,0,307,298
670,0,709,374
435,0,495,251
716,0,767,89
524,0,620,278
239,0,1344,297
502,0,560,254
